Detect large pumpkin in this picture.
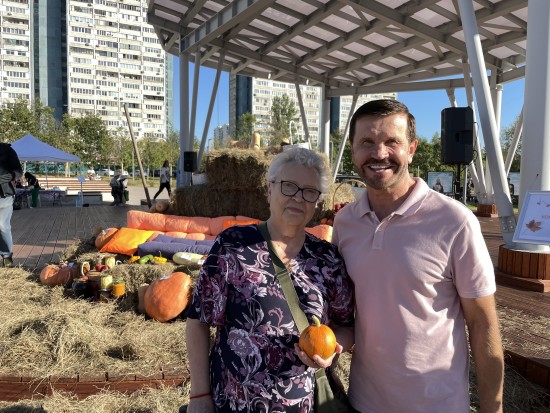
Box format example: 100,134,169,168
155,201,169,213
95,228,118,250
298,315,337,359
144,272,192,322
40,264,77,287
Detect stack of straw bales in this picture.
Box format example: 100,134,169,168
172,148,357,222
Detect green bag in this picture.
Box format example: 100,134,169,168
123,189,129,202
314,363,351,413
258,222,352,413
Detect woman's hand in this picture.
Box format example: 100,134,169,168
294,343,343,369
187,395,215,413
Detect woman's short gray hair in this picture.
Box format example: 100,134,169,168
266,148,330,199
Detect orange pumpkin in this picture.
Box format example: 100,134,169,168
144,272,192,322
298,315,337,359
155,201,169,212
40,264,76,287
95,228,118,250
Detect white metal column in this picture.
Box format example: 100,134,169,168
504,107,523,175
319,86,330,156
332,95,358,181
457,0,516,246
294,83,311,143
197,53,225,166
462,59,485,199
179,53,190,187
519,0,550,252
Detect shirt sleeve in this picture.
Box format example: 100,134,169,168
450,212,496,298
186,236,229,326
326,246,355,328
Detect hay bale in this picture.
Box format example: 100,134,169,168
173,185,269,219
204,149,273,190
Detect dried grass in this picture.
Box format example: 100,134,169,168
204,148,274,190
0,240,548,411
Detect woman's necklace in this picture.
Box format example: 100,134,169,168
271,240,295,273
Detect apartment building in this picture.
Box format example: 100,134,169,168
0,0,31,102
1,0,173,139
230,74,396,147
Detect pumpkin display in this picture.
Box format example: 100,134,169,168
40,264,76,287
137,283,149,314
144,272,192,322
104,255,116,269
173,252,205,266
95,228,118,250
298,315,337,359
155,201,169,213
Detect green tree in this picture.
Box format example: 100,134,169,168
500,115,522,172
62,112,113,165
236,113,257,142
111,127,134,172
410,132,453,179
330,130,354,174
0,98,61,145
270,94,297,145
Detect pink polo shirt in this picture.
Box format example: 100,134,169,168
333,178,495,413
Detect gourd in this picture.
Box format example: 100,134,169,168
173,252,205,266
139,254,154,264
95,228,118,249
144,272,192,322
104,255,116,269
137,283,149,314
128,256,140,264
298,315,337,359
155,201,169,212
40,264,77,287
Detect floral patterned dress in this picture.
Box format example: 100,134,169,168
187,224,355,413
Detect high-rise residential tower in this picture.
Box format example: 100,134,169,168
230,74,396,147
1,0,173,139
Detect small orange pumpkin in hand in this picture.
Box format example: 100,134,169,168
299,315,337,359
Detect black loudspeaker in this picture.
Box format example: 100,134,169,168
183,151,197,172
441,107,474,164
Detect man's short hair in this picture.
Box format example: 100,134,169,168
349,99,416,144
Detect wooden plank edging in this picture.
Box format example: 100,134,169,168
0,370,189,402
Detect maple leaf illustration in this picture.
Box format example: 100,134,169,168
525,219,542,232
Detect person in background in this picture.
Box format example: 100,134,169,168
118,171,128,206
507,177,515,197
185,148,354,413
24,172,40,208
153,160,171,200
109,170,124,206
333,99,504,413
0,143,23,267
87,166,96,181
432,177,444,193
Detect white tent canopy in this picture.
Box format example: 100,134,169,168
11,134,81,163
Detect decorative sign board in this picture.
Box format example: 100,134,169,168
427,171,454,195
513,191,550,245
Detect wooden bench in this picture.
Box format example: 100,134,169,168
40,178,114,205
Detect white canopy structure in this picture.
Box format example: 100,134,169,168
147,0,549,252
11,134,81,163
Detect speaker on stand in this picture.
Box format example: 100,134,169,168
183,151,198,186
441,107,474,165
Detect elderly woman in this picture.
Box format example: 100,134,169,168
186,148,355,413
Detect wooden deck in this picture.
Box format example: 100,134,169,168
7,206,550,391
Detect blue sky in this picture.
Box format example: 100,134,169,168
173,56,525,145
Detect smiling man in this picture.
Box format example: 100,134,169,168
332,99,504,413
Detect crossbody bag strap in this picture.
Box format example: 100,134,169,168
257,222,310,333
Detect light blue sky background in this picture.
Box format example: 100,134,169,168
172,56,525,146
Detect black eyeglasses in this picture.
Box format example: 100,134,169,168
271,180,322,203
